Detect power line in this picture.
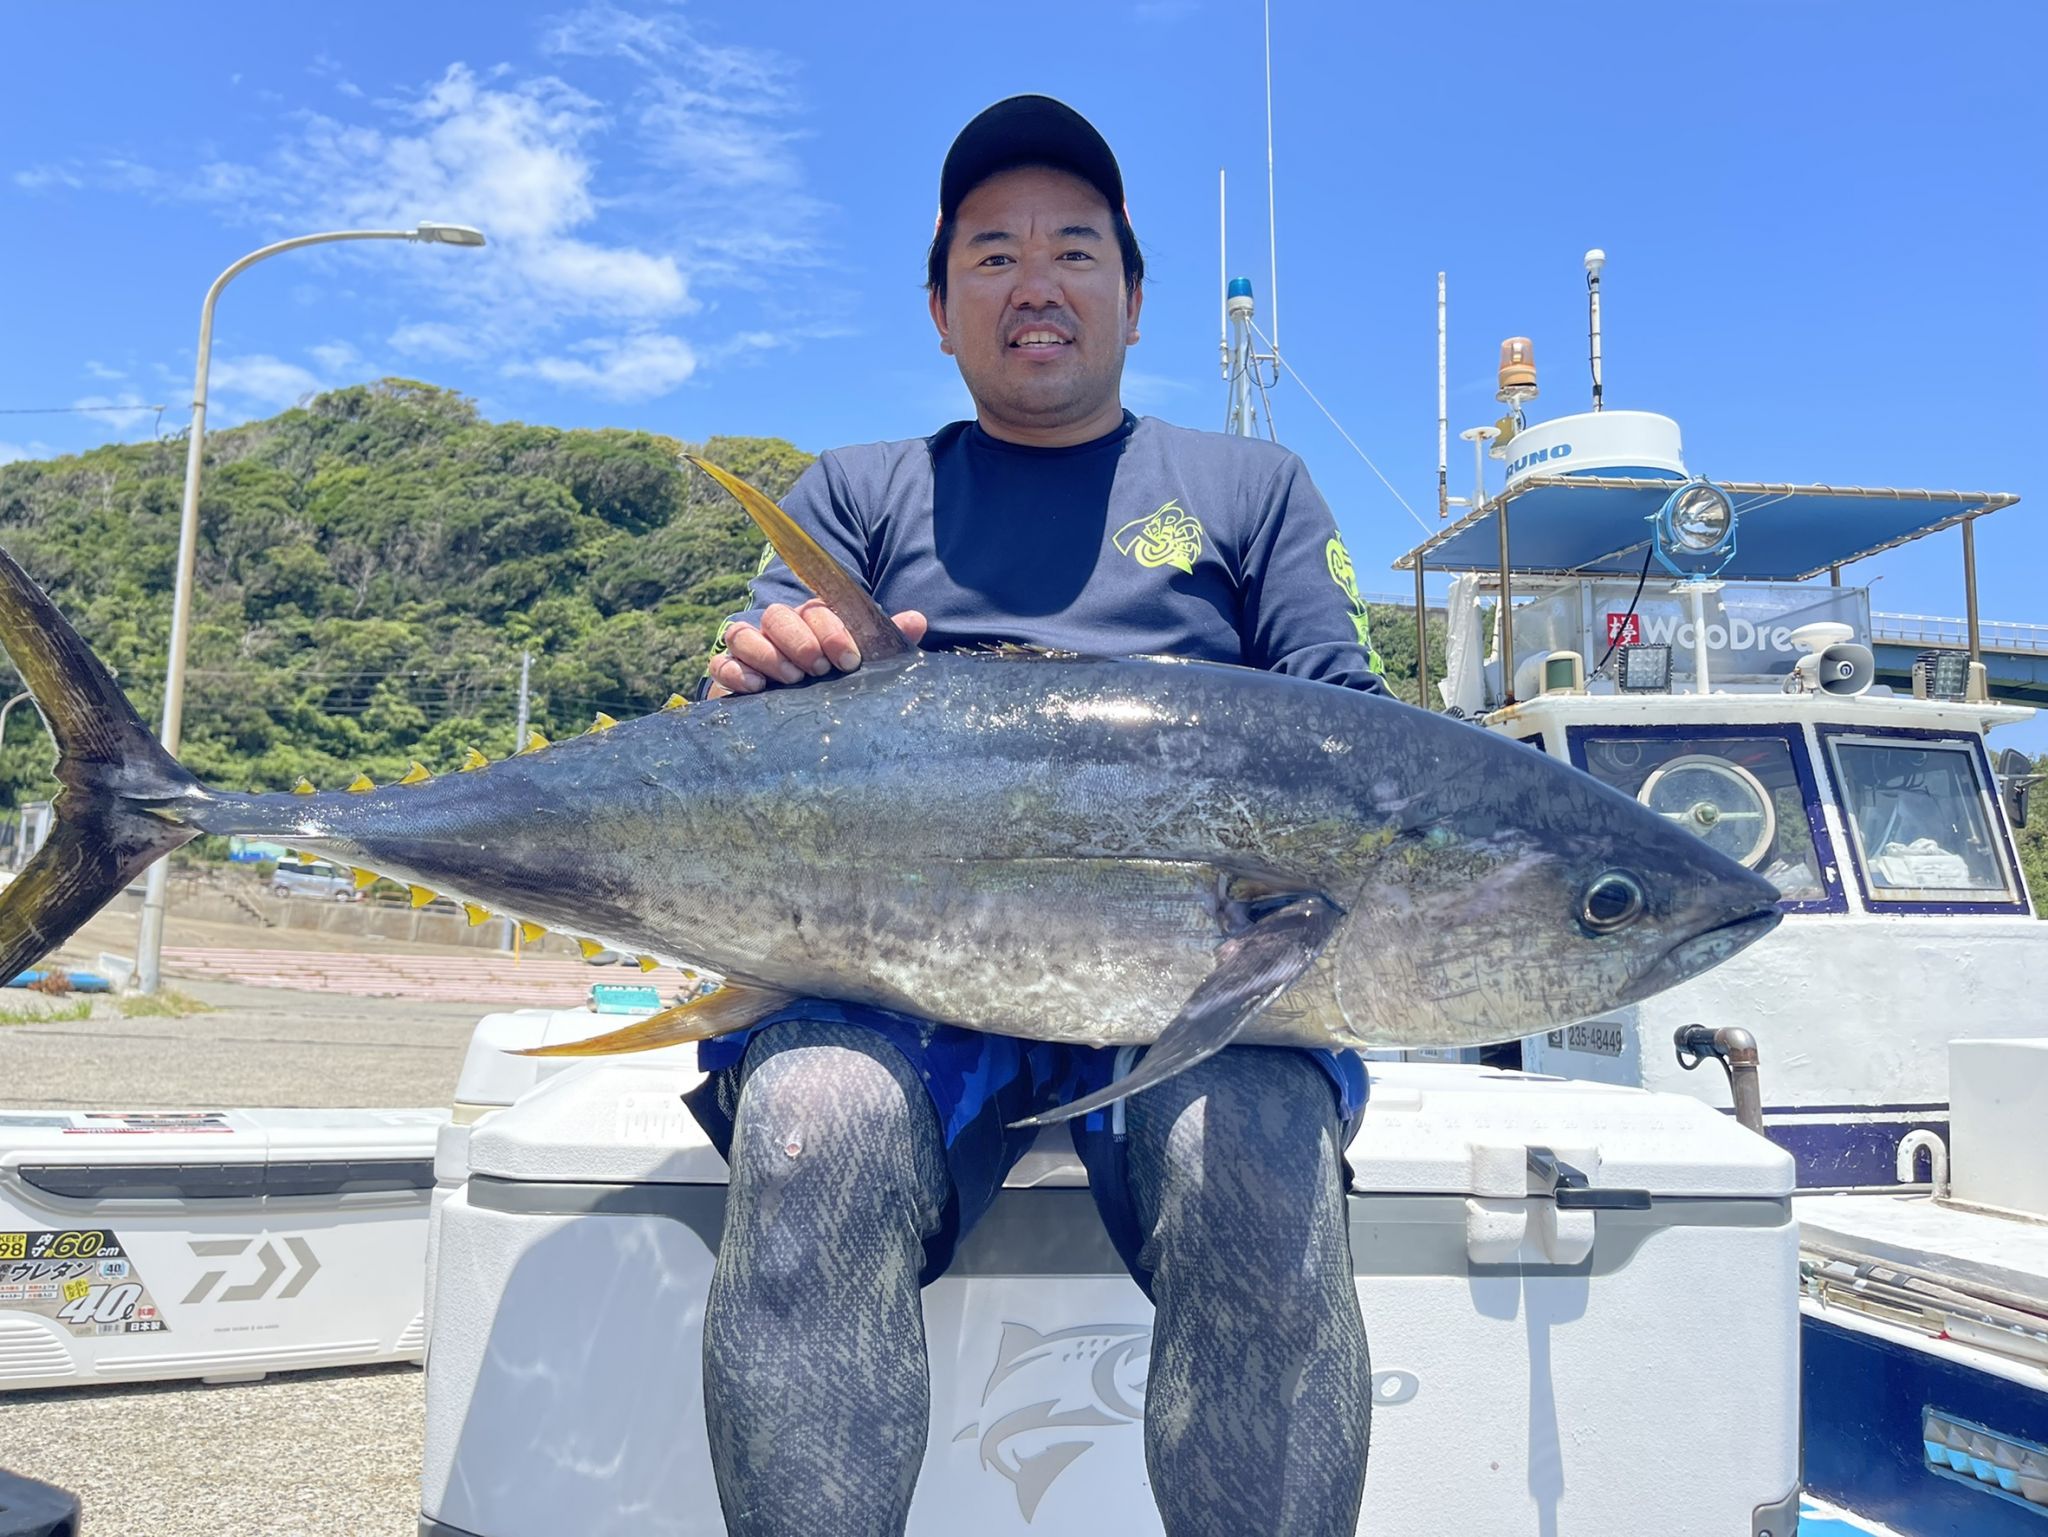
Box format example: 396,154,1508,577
0,405,166,415
1247,319,1433,537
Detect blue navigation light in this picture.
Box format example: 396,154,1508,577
1226,276,1254,300
1650,478,1738,579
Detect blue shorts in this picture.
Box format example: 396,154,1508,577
688,1002,1368,1295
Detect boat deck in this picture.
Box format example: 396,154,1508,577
1798,1191,2048,1317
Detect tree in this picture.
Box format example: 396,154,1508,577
0,379,813,800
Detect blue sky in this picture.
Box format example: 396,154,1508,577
2,3,2042,734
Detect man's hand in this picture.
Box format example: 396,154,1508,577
707,600,930,696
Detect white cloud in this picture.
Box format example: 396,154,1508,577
309,340,368,375
13,165,84,192
507,333,696,400
0,441,55,466
388,321,479,360
208,354,324,411
83,360,127,382
540,2,676,66
518,236,687,315
71,393,163,430
1119,368,1195,417
31,11,835,402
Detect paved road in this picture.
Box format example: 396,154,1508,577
0,911,506,1535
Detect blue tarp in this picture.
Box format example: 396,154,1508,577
1394,476,2019,581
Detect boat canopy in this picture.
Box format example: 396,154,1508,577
1393,475,2019,580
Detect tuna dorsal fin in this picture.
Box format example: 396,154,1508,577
684,455,916,667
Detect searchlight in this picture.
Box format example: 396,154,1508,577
1651,479,1738,580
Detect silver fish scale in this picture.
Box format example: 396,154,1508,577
196,650,1783,1051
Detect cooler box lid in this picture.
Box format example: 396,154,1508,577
466,1059,1792,1201
1352,1063,1793,1200
0,1108,445,1203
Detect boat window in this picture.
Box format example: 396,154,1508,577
1572,731,1831,904
1822,734,2016,905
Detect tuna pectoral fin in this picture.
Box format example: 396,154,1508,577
512,981,794,1058
684,455,916,667
1014,893,1345,1129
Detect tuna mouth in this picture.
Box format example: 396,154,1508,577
1634,905,1782,996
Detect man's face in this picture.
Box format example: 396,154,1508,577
929,164,1142,445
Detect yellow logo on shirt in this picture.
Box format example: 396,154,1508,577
1325,536,1384,670
1113,501,1205,574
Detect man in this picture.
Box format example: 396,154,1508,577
692,95,1379,1537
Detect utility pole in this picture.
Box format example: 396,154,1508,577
505,650,533,957
512,650,532,755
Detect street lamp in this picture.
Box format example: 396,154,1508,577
0,690,41,869
133,222,488,993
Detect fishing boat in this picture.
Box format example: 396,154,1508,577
1392,260,2041,1190
1383,252,2047,1534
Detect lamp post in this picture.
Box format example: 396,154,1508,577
133,223,487,994
0,690,41,869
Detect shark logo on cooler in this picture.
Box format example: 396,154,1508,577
957,1320,1420,1520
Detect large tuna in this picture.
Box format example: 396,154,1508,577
0,458,1780,1122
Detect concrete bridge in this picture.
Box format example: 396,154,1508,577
1870,613,2048,708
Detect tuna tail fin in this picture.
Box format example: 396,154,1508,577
0,545,203,984
685,456,917,667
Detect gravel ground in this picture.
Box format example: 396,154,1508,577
0,1364,424,1536
0,907,507,1536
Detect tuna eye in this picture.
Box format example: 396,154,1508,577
1580,871,1645,934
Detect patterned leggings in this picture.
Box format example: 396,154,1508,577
702,1020,1371,1536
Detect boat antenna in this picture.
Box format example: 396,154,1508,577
1219,169,1229,381
1585,248,1606,412
1438,272,1449,519
1264,0,1279,354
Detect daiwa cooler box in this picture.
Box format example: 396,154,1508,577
421,1059,1801,1537
0,1107,445,1389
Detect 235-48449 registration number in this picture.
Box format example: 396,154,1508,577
1547,1021,1627,1058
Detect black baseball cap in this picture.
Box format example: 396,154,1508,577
938,95,1126,222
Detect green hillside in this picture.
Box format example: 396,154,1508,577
0,379,1445,812
0,380,809,802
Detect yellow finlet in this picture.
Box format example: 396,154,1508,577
524,729,550,753
351,868,379,890
294,850,317,866
664,694,689,711
398,761,432,786
459,746,490,773
589,712,618,732
518,920,546,944
346,773,376,793
407,885,437,909
576,938,606,959
636,955,659,973
291,776,316,795
463,902,491,927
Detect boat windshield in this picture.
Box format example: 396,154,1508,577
1820,732,2018,906
1572,729,1831,906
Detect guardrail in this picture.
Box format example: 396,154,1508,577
1870,612,2048,656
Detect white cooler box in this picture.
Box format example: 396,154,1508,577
0,1106,445,1389
421,1060,1801,1537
